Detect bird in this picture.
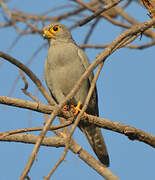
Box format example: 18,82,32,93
43,23,109,166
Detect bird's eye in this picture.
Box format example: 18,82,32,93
49,25,60,33
53,26,59,31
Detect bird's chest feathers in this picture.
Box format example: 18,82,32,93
47,44,77,68
46,44,84,84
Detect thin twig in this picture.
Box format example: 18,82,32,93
83,17,100,46
80,41,155,49
0,51,56,105
8,42,47,97
0,121,73,137
77,0,122,26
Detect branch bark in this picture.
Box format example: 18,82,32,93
0,133,119,180
1,95,155,148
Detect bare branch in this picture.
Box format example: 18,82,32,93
0,133,118,179
77,0,122,26
1,95,154,148
0,133,65,147
80,41,155,49
0,51,55,105
0,122,73,137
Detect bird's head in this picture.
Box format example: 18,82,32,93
43,23,72,41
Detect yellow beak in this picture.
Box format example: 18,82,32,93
43,30,54,39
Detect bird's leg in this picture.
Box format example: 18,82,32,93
71,101,87,116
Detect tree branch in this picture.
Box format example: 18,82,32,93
87,115,155,148
0,51,55,105
1,95,154,148
0,133,119,180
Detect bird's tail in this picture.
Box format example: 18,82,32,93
79,123,110,166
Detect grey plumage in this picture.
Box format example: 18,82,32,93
43,23,109,166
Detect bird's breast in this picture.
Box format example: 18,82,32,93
46,47,86,92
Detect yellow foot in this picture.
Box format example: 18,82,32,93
71,101,87,116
